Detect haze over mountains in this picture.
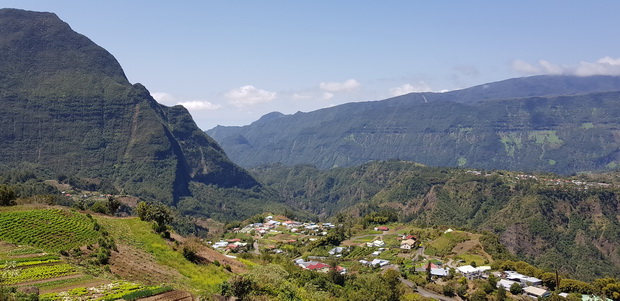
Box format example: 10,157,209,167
0,9,258,205
208,75,620,174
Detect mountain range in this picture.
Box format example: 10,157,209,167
208,75,620,174
0,8,258,206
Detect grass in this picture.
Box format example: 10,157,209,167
95,216,231,293
0,207,100,252
31,275,96,290
350,235,377,243
455,253,488,266
424,231,469,257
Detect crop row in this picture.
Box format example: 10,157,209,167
0,258,60,269
0,263,77,285
0,209,100,251
39,281,173,301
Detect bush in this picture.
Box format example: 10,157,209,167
509,282,523,295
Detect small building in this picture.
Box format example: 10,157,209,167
366,240,385,247
457,265,488,279
329,247,346,256
523,286,550,299
213,241,229,249
374,226,390,231
369,259,390,267
497,279,520,290
521,276,542,286
430,268,450,277
400,238,418,250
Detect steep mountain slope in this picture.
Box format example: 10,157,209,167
0,9,258,205
251,161,620,281
208,76,620,174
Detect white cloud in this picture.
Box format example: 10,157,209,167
513,57,620,76
575,57,620,76
151,92,178,105
292,93,312,100
389,82,433,96
319,79,360,92
321,92,334,100
177,101,222,111
512,60,540,74
151,92,221,111
225,85,277,107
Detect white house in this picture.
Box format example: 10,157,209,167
213,241,229,249
430,268,450,277
329,247,346,256
366,240,385,247
457,265,489,279
400,239,417,250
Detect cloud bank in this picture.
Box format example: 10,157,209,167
389,82,433,96
225,85,277,107
319,79,360,92
151,92,221,111
513,57,620,76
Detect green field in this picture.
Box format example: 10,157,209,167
424,231,470,256
0,207,100,251
96,216,232,293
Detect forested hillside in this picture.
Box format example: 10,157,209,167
209,76,620,174
251,161,620,281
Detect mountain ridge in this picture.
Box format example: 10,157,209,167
208,75,620,174
0,8,259,205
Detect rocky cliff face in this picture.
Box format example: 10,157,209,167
0,9,258,204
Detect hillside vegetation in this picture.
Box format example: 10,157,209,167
208,75,620,174
0,205,244,299
0,8,260,209
251,161,620,281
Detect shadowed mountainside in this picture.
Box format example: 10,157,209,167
0,9,258,205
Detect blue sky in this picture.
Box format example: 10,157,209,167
4,1,620,130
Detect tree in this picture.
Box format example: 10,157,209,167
487,274,498,290
541,272,558,291
497,286,507,301
149,204,173,233
457,284,468,299
106,196,122,215
510,282,523,295
383,269,402,300
470,289,488,301
225,275,256,301
136,201,150,220
443,285,455,297
135,201,173,234
426,261,432,282
0,185,16,206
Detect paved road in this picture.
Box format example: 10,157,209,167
399,278,457,301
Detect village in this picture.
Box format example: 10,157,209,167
206,215,611,301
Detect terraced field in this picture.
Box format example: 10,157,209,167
0,207,179,299
0,207,100,251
